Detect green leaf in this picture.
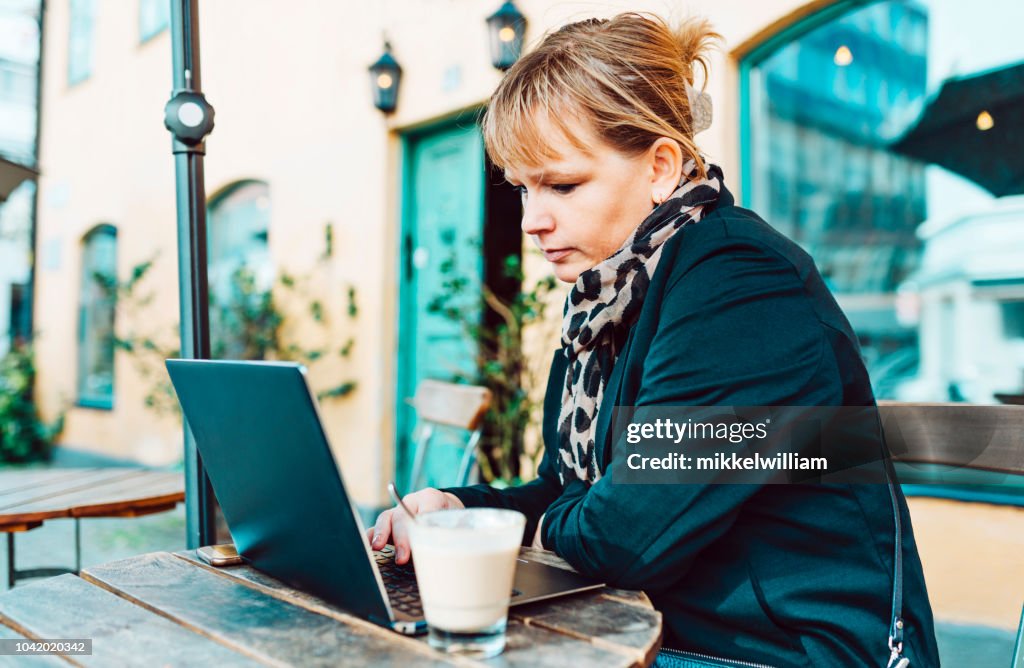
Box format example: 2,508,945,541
129,260,153,285
347,286,358,318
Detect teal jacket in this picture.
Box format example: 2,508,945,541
446,186,940,667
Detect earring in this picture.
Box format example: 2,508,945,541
653,192,666,205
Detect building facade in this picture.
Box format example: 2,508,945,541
29,0,1024,510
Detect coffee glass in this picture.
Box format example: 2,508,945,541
408,508,526,658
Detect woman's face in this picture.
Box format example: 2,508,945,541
504,116,682,283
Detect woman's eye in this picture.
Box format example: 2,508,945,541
551,184,577,194
512,185,527,197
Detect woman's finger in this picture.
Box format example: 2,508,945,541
390,501,416,564
371,508,393,550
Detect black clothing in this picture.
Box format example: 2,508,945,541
446,186,940,667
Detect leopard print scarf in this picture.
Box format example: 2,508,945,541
557,159,724,484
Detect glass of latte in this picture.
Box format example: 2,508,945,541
408,508,526,658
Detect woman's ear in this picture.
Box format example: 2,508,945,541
648,137,684,204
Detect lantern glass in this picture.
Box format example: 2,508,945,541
369,48,402,113
486,2,526,70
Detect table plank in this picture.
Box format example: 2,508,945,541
0,574,256,667
514,591,662,667
67,473,183,517
0,472,183,526
175,550,636,667
82,553,461,667
495,618,638,668
0,620,68,667
0,469,100,499
6,472,180,510
0,470,145,512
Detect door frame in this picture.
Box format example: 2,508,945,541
394,109,486,488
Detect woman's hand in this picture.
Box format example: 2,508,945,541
366,488,464,564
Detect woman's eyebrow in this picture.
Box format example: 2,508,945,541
506,168,583,182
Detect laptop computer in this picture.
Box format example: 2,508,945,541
166,359,603,635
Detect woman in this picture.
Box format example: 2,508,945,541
371,13,940,667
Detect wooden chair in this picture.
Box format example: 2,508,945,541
408,380,492,490
878,401,1024,504
880,402,1024,663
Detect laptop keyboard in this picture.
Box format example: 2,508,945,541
373,546,424,617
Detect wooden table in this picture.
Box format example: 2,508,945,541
0,468,185,587
0,547,662,667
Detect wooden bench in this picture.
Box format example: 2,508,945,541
0,468,184,588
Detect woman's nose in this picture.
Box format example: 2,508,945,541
521,199,555,235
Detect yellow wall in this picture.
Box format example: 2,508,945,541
34,0,828,506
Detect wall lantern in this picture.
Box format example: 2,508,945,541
486,1,527,71
369,42,402,113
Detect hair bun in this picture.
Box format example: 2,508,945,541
672,16,720,85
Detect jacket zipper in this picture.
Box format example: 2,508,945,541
659,646,778,668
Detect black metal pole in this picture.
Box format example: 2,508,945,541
167,0,216,549
25,0,46,343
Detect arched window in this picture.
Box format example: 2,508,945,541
207,180,272,359
77,224,117,408
742,0,1024,403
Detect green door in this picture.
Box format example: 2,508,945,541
397,121,484,489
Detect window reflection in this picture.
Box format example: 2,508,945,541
207,180,272,360
77,224,116,408
746,0,1024,403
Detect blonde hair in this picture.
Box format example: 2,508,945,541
481,13,720,181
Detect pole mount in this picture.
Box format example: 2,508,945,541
164,90,215,147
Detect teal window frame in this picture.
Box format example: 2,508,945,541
67,0,95,86
76,224,117,410
138,0,169,44
736,0,1024,505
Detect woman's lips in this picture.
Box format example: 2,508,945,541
543,248,574,262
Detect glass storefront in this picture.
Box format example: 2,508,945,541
745,0,1024,403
